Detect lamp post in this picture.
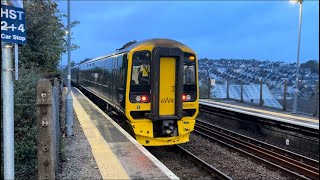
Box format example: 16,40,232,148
65,0,73,136
291,0,303,113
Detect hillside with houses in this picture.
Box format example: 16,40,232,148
198,59,319,110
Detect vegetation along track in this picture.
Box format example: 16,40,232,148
147,145,232,180
195,119,319,180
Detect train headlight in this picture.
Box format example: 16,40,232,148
141,96,147,101
182,94,194,102
130,94,150,103
182,95,187,101
189,56,195,61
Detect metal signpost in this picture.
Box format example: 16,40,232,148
1,0,26,179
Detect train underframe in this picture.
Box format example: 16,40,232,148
130,118,196,146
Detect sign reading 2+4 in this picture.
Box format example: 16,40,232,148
1,5,26,44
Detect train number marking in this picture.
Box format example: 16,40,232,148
183,104,194,108
161,98,173,103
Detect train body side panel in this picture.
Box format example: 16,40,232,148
77,54,128,113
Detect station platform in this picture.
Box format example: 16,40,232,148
200,99,319,130
71,87,178,179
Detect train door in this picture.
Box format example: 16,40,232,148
151,47,184,121
159,58,175,115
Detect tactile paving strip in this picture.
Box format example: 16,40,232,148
72,92,130,179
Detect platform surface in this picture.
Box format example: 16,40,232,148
71,87,178,179
200,99,319,130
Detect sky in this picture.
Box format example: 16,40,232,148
58,1,319,65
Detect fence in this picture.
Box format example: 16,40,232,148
36,78,63,179
204,79,319,116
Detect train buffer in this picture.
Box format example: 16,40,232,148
59,87,178,179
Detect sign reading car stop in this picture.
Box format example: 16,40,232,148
1,4,26,44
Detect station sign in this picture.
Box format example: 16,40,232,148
1,4,26,44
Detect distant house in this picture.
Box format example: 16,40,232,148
301,68,312,74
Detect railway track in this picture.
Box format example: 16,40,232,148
195,119,319,180
147,145,232,180
199,104,319,139
175,145,232,180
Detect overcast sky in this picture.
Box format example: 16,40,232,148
58,1,319,65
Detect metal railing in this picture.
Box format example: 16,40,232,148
201,78,319,117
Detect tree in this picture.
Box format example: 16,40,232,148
71,61,75,67
19,0,79,71
301,60,319,74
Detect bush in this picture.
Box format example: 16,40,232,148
1,65,42,179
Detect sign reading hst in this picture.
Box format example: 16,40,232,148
1,5,26,44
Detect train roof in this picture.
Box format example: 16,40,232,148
79,38,195,65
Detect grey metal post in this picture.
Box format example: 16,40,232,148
53,78,60,160
314,81,319,116
2,0,15,176
226,80,229,99
60,44,63,86
260,79,263,106
240,81,243,102
207,77,211,99
293,1,303,113
2,43,15,180
283,80,287,111
65,0,73,136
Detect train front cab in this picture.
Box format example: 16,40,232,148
126,45,198,146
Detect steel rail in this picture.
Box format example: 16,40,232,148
194,130,309,179
175,145,232,180
195,119,319,180
197,119,319,168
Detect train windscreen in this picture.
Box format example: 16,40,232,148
184,64,196,85
183,53,197,101
130,51,151,93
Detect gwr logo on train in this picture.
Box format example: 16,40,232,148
161,97,174,103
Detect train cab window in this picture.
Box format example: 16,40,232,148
183,53,197,98
131,63,150,85
130,50,151,93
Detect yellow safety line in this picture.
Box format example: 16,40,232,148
203,100,319,123
71,92,130,179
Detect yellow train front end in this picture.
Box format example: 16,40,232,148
124,39,199,146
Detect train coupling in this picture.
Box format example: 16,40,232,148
161,120,176,135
